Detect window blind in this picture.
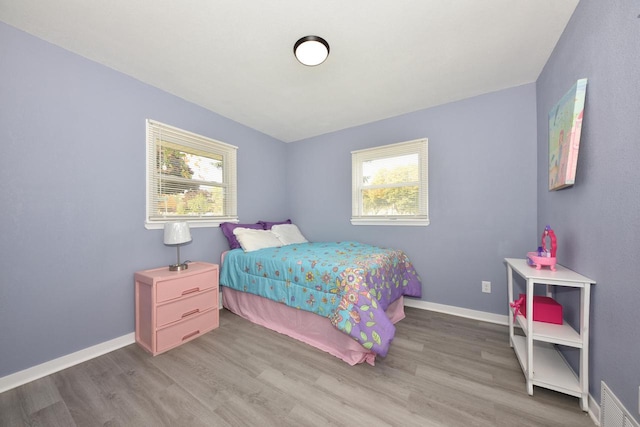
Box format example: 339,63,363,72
146,120,237,228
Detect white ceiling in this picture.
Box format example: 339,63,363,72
0,0,578,142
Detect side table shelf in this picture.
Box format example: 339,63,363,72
513,312,582,347
505,258,596,411
511,336,581,397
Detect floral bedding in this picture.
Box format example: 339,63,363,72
220,241,422,357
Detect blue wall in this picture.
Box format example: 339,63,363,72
0,22,288,377
536,0,640,418
287,84,538,315
3,3,637,416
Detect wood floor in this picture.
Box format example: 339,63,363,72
1,307,595,427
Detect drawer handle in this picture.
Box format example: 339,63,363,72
181,287,200,296
182,330,200,341
181,309,200,318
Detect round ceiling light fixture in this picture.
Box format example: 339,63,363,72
294,35,330,66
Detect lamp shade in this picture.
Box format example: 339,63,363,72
294,36,329,66
163,222,192,245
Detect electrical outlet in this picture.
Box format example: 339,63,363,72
482,281,491,293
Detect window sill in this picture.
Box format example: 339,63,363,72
145,218,237,230
350,217,430,226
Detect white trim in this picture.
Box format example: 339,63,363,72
590,390,601,426
0,333,135,393
145,219,232,230
403,298,509,325
351,217,430,226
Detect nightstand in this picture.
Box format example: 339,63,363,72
135,262,219,355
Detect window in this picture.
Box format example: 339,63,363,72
351,138,429,226
145,119,238,229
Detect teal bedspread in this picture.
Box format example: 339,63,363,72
220,241,422,356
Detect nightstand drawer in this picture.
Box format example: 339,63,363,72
156,308,219,353
156,288,217,327
156,270,217,302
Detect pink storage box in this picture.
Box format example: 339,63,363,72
519,293,563,324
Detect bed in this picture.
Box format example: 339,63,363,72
218,222,422,365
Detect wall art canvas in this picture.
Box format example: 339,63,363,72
548,78,587,190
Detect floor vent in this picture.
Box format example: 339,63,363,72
601,381,639,427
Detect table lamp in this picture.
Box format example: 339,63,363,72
164,221,192,271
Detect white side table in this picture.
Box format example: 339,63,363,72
505,258,596,411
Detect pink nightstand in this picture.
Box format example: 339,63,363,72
134,262,219,355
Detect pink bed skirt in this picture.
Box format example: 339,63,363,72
222,287,406,366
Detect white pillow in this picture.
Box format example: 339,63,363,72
271,224,308,245
233,228,282,252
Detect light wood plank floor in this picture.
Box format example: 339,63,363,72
1,307,595,426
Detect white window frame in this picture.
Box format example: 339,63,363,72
145,119,238,229
351,138,429,226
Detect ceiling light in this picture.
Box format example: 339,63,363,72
294,36,330,66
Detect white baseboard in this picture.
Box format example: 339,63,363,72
0,333,135,393
590,393,601,426
404,298,509,325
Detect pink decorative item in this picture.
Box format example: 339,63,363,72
527,225,558,270
517,293,563,325
509,295,525,322
527,252,557,271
